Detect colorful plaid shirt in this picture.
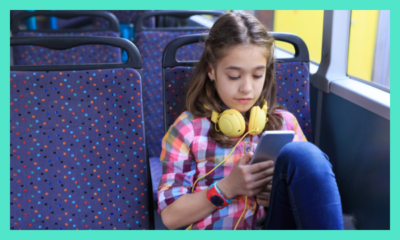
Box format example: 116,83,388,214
157,109,307,230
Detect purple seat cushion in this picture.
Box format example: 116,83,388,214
12,31,121,65
135,30,206,159
10,68,151,230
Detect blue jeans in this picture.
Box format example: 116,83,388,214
263,141,344,230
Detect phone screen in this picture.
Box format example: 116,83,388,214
249,131,295,165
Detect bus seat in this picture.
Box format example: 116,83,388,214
11,11,121,66
134,11,223,161
93,10,156,62
10,36,154,230
94,10,155,30
275,61,313,141
11,11,94,30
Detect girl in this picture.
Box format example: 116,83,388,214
157,12,344,230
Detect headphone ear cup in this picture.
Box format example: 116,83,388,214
248,106,266,135
218,109,245,137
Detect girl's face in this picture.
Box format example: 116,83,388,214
208,44,268,114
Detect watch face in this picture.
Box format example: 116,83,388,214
210,195,224,207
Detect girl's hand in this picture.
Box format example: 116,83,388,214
255,182,272,207
217,152,274,199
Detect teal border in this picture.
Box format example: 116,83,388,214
1,1,396,239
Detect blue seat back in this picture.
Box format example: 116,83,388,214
11,11,121,66
10,36,154,230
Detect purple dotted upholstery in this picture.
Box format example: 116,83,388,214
135,30,207,159
164,63,313,142
12,31,121,66
275,62,312,141
10,69,151,230
94,11,155,29
165,67,194,129
176,42,205,62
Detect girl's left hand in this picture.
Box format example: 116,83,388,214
255,182,272,207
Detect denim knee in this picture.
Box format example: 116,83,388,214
276,141,332,177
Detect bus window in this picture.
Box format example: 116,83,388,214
253,10,324,74
347,10,389,89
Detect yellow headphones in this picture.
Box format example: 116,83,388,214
209,102,268,137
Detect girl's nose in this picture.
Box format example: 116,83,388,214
239,75,252,93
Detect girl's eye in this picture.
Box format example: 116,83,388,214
253,75,263,79
228,76,240,80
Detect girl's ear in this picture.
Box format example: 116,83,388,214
207,64,216,81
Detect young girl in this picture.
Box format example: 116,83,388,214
157,12,344,230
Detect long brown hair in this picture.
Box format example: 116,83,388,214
184,12,284,147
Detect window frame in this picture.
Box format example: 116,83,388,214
310,10,390,146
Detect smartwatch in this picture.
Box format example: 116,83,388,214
206,181,232,209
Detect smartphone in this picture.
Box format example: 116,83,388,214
248,131,295,165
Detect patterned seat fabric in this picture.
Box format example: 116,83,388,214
135,30,206,159
164,67,195,129
275,62,312,141
164,63,313,142
12,31,121,65
94,11,155,29
10,68,151,230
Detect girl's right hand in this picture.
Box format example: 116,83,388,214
217,152,274,199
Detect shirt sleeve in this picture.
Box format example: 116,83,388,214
278,110,307,142
157,113,197,213
291,113,307,142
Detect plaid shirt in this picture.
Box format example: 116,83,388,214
158,109,307,230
